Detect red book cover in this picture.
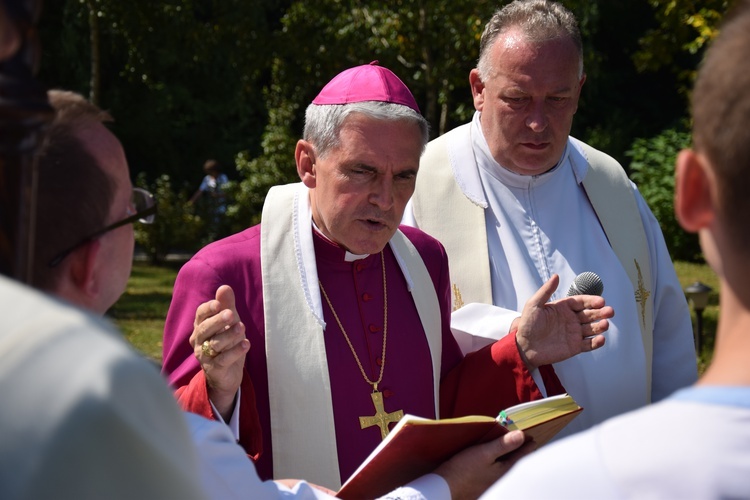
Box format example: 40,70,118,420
337,393,582,499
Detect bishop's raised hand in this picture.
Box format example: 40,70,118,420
189,284,250,421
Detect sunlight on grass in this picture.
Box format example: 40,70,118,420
114,260,719,373
117,319,165,360
109,261,181,364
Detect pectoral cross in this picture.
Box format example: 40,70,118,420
359,391,404,440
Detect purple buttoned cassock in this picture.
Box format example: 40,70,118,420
162,224,559,483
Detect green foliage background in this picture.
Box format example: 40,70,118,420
628,127,702,262
37,0,733,261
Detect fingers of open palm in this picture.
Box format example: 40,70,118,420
582,317,610,336
557,295,607,319
559,314,608,346
590,334,606,350
550,298,613,330
580,333,606,352
578,304,615,324
525,274,560,312
574,293,607,309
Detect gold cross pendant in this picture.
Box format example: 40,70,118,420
359,391,404,440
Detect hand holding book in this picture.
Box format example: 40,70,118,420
337,393,582,499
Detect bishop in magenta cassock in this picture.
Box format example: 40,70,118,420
161,63,612,490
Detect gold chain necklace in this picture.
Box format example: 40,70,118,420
318,250,404,440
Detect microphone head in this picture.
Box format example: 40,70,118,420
567,271,604,297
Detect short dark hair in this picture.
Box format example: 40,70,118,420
691,0,750,252
203,159,221,173
31,90,116,290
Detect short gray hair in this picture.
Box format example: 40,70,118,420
302,101,430,159
477,0,583,81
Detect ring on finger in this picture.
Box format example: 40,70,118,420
202,339,217,357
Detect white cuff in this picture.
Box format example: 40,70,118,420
380,473,451,500
450,302,519,355
209,386,242,441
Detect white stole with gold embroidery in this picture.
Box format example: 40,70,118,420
261,183,441,489
412,128,654,401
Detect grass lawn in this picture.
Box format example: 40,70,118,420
673,261,720,373
108,261,185,362
111,260,720,373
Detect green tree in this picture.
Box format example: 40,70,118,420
226,0,501,221
134,173,205,263
228,72,300,230
38,0,279,187
634,0,729,93
627,127,702,262
36,0,735,250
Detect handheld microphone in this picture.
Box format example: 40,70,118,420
566,271,604,297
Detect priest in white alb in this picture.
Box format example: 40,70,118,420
405,0,698,440
161,62,614,491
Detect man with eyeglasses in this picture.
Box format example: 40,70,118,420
1,87,208,497
31,90,155,307
46,187,155,267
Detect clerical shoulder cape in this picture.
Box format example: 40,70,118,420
410,123,655,399
162,182,559,489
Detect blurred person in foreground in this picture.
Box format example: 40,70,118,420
405,0,697,439
0,11,205,495
483,1,750,496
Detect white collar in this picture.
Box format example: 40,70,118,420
293,184,416,327
458,112,590,196
310,222,369,262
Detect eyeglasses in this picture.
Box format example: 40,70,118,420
48,187,157,268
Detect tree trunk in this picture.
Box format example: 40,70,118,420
86,0,100,106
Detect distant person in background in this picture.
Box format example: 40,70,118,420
483,1,750,496
189,159,230,241
190,158,229,215
190,159,229,206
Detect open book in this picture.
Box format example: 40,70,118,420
337,393,582,499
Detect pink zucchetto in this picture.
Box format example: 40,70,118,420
311,61,420,113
